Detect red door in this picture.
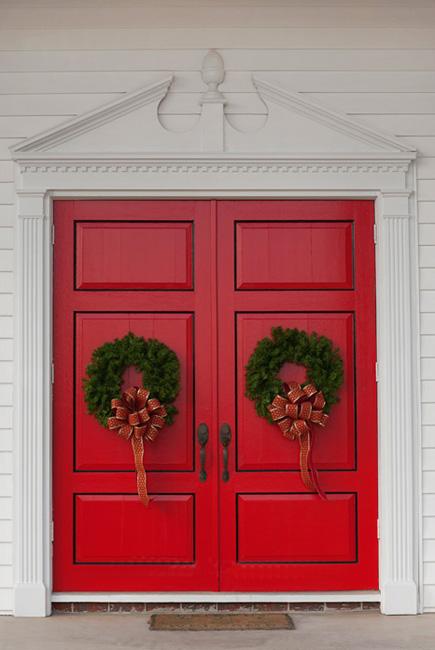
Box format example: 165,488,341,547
53,200,218,591
53,199,378,592
217,201,378,590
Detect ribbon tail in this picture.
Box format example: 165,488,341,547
131,436,149,507
304,431,327,500
299,431,315,492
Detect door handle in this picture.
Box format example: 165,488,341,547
197,423,209,482
220,423,231,482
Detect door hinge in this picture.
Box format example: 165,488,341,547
375,362,379,382
373,224,377,244
51,363,55,384
51,521,54,542
51,223,55,245
377,518,380,539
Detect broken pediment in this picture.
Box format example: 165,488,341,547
11,50,414,160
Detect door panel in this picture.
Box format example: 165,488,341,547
235,221,354,290
75,221,193,290
53,200,217,592
75,313,194,471
236,493,356,563
236,313,355,471
217,200,378,591
75,494,195,563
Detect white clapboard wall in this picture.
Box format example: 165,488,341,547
2,0,435,614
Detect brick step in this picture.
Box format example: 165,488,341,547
53,601,380,614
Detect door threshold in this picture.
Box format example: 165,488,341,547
52,591,380,603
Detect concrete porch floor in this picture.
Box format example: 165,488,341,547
0,612,434,650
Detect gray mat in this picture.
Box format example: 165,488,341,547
149,613,295,631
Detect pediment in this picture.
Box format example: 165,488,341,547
11,50,414,161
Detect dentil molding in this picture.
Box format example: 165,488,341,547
17,160,411,175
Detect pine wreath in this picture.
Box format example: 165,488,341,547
83,332,180,427
245,326,343,421
245,326,343,499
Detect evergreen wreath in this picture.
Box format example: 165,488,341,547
83,332,180,427
245,326,344,422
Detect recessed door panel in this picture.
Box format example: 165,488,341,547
236,221,353,290
75,221,193,290
236,312,355,471
237,493,357,563
75,494,195,563
75,313,194,472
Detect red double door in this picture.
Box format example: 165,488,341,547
53,199,378,593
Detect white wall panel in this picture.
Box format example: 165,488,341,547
2,28,435,51
418,248,435,269
0,432,12,452
422,426,435,448
1,49,435,73
0,543,12,566
0,363,13,384
424,496,435,516
0,499,11,521
0,387,12,407
0,273,13,294
0,589,12,614
421,313,435,334
0,318,13,339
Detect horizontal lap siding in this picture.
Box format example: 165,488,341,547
0,41,434,613
0,115,13,613
419,192,435,609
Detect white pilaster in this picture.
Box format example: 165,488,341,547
14,192,52,617
199,49,226,152
377,192,419,615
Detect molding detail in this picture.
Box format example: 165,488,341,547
377,194,419,615
200,49,226,105
254,77,415,154
17,160,411,175
10,77,173,154
14,194,52,617
9,53,416,159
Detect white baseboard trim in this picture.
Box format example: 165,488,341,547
52,591,380,603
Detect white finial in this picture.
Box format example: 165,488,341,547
200,49,226,104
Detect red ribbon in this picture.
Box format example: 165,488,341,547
268,381,328,498
107,386,167,506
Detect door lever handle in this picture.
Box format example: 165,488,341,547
220,423,231,482
197,423,209,482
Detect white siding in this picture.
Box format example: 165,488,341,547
1,0,435,614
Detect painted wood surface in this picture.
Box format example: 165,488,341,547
53,200,218,592
53,198,377,593
217,200,378,591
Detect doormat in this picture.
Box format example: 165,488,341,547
149,613,295,631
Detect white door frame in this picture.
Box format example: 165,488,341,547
9,54,421,617
11,164,421,617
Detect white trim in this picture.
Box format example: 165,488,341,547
52,591,380,604
10,77,174,154
253,77,414,154
10,55,421,617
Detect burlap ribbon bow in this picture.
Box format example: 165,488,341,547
268,381,328,498
107,386,167,506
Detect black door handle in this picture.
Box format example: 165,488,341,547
220,423,231,482
197,423,209,482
